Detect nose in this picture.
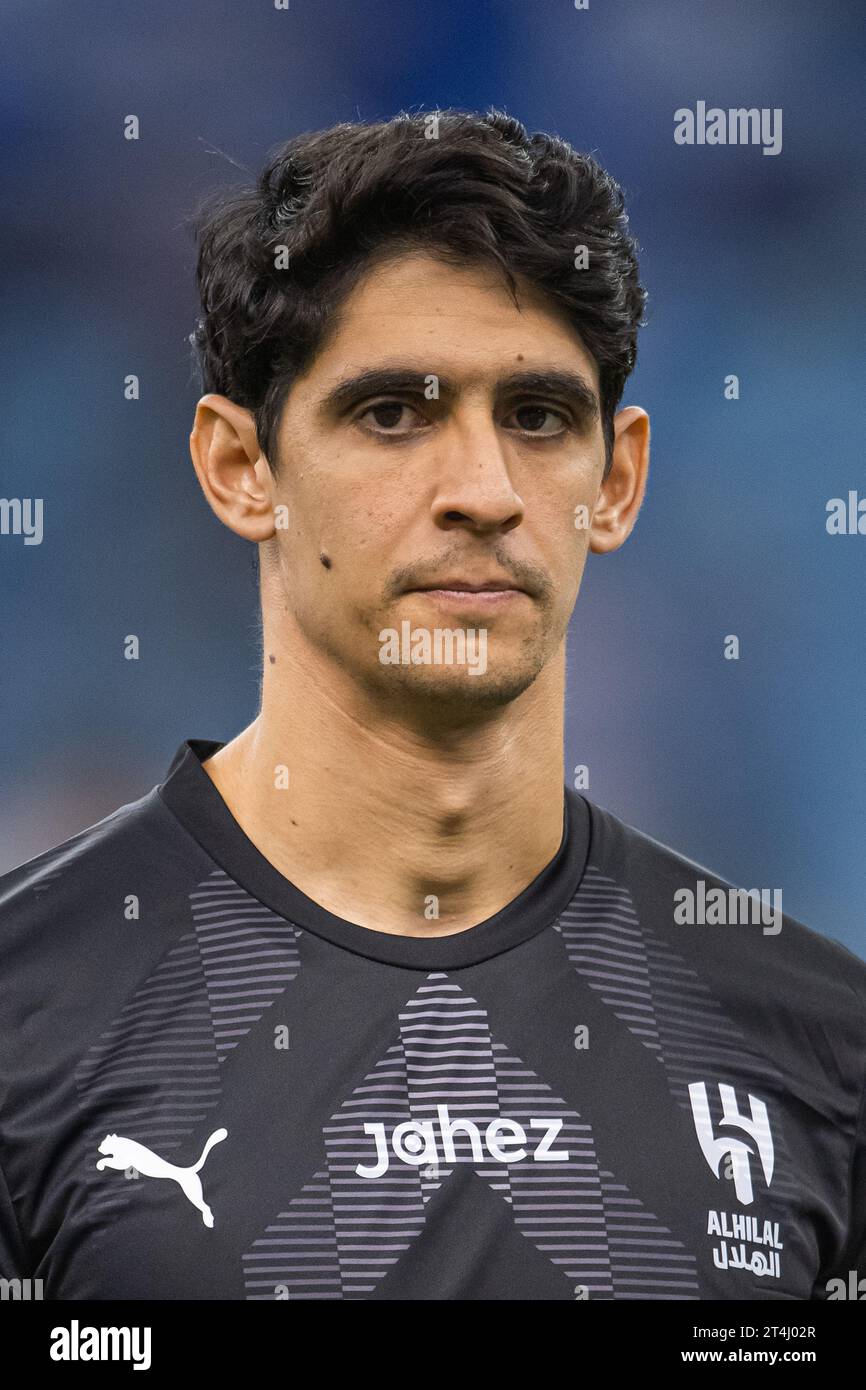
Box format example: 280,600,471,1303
430,412,525,536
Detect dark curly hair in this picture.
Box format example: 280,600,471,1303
189,109,647,476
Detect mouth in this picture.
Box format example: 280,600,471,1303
408,576,529,594
405,580,530,608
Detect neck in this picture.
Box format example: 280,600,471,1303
204,620,567,937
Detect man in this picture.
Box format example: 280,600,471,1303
1,110,864,1302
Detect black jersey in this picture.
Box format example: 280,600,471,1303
1,739,865,1301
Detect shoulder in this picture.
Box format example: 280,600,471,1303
580,795,866,1017
2,788,170,926
0,784,215,1004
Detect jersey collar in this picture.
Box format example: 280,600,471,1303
158,739,592,970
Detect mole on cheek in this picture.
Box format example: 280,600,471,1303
319,552,332,570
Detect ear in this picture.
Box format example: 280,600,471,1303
189,394,277,543
589,406,650,554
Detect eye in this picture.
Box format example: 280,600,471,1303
356,399,427,435
505,404,569,436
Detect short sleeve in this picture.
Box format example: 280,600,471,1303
819,1046,866,1297
0,1155,28,1283
842,1075,866,1276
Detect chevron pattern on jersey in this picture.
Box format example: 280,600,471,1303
188,869,301,1058
556,864,798,1201
75,870,301,1219
241,972,699,1300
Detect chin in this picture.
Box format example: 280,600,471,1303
376,661,545,715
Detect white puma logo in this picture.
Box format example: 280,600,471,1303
96,1128,227,1227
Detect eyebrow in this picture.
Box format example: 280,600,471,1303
317,367,600,426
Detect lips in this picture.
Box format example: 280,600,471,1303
410,579,527,594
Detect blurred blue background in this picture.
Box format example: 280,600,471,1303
2,0,864,954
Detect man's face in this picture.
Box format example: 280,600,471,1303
267,250,607,713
